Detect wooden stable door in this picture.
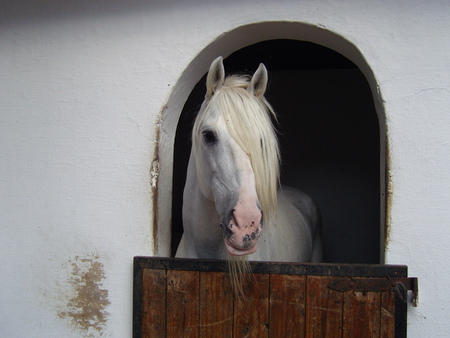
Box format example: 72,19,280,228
133,257,417,338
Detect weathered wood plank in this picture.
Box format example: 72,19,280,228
380,291,395,338
166,269,199,337
343,289,381,337
134,256,408,278
134,257,408,337
305,276,343,338
269,274,306,337
199,271,233,337
233,273,269,337
142,268,166,337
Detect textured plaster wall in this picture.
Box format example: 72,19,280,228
1,1,449,337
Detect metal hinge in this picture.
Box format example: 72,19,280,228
328,277,419,307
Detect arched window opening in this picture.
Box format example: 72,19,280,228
171,39,381,264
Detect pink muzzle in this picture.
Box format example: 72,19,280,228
223,204,263,256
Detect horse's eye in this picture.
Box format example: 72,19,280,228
202,130,217,145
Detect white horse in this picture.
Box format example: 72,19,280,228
176,57,322,263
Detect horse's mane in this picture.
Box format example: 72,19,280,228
193,74,280,227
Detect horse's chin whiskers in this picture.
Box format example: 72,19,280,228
226,253,252,301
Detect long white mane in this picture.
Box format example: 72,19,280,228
192,74,280,228
177,58,323,289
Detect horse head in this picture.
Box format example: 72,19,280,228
191,57,279,257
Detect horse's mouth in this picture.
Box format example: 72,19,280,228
225,238,258,256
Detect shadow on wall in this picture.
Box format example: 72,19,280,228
172,40,380,264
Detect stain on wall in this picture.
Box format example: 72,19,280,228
58,255,110,337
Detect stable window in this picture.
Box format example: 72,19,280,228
172,40,382,263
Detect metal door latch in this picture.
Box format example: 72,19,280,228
328,277,419,307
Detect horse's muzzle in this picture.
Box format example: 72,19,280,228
225,237,258,256
221,209,262,256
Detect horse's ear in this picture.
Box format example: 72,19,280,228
248,63,268,97
206,56,225,98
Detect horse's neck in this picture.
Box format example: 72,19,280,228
182,155,225,258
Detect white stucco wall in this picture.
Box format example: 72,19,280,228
1,1,449,337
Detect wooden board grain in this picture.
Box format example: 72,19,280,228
269,274,306,337
166,269,199,337
142,268,166,337
305,276,343,338
380,291,396,338
199,271,233,337
343,289,381,337
233,273,270,337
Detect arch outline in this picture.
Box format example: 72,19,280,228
152,21,387,262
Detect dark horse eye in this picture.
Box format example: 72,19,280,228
202,130,217,145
